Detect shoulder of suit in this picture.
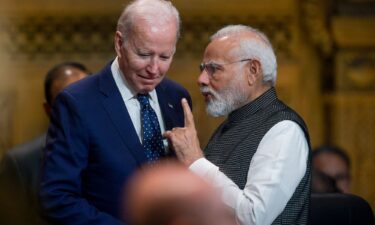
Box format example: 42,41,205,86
159,78,188,92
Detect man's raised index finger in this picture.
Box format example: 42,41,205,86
181,98,195,128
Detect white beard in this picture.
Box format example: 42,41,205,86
200,78,248,117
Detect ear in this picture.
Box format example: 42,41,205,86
247,59,262,86
43,101,52,118
114,31,124,58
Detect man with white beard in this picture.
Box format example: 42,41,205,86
164,25,311,225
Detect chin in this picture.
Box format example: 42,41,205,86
137,84,158,93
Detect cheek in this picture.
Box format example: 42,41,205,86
159,61,172,74
209,82,221,92
210,76,232,92
128,59,148,71
122,50,146,71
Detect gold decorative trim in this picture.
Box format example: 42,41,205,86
336,50,375,91
301,0,333,56
0,15,293,60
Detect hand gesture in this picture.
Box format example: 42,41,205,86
163,98,203,166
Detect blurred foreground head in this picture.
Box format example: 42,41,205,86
124,161,236,225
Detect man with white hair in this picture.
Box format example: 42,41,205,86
40,0,191,224
165,25,311,225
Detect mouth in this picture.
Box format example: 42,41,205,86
137,74,161,80
201,91,213,101
137,74,163,86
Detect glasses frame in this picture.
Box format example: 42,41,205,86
199,58,252,77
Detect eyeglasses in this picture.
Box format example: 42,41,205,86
199,59,252,76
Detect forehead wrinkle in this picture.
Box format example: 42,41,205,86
127,19,176,53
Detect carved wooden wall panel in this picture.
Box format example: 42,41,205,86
0,15,293,60
336,51,375,91
328,49,375,209
328,93,375,209
0,15,116,60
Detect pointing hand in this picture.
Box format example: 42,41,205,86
163,98,203,166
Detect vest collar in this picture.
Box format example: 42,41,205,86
228,87,277,122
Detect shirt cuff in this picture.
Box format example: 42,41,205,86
189,158,219,179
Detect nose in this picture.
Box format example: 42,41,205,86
198,70,210,86
146,57,159,75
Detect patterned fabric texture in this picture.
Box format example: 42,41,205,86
137,94,165,161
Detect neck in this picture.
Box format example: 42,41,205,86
244,83,272,106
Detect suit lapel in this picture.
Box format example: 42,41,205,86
98,64,147,165
156,83,181,131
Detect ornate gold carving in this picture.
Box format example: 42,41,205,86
178,15,294,59
336,51,375,90
301,0,333,56
0,15,293,60
0,15,117,60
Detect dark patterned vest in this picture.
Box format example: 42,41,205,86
204,87,311,225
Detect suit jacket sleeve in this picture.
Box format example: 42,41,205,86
39,91,123,225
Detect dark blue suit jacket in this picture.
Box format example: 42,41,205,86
40,62,191,225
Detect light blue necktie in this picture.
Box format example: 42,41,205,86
137,94,165,161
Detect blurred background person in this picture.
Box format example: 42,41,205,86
124,160,237,225
312,145,351,194
311,170,341,193
0,61,89,224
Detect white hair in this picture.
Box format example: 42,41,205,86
211,25,277,86
117,0,180,41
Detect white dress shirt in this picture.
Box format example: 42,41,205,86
190,120,308,225
111,58,167,146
